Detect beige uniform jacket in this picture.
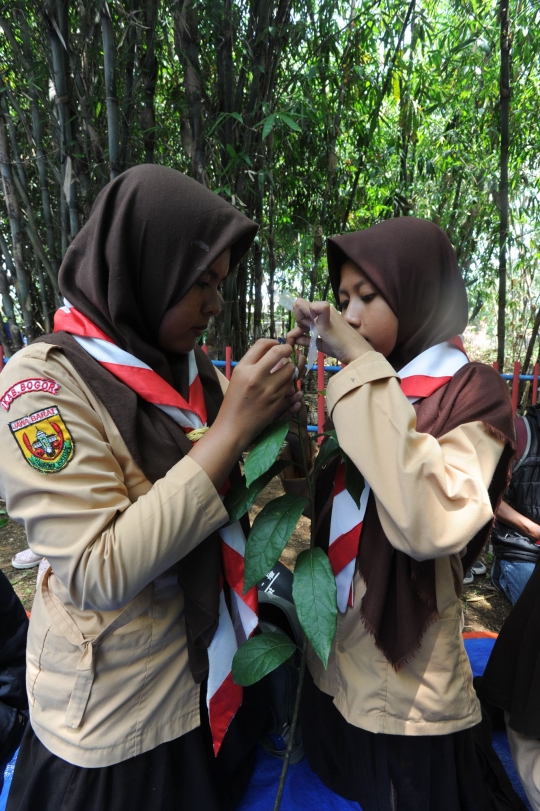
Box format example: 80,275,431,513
0,343,231,767
306,350,505,736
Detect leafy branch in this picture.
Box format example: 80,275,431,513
229,408,361,809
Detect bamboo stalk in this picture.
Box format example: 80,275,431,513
0,114,34,340
16,2,60,277
120,0,139,171
141,0,159,164
341,0,416,230
101,9,120,180
11,172,61,299
46,3,80,239
174,0,208,184
34,255,51,333
498,0,510,371
0,239,23,350
0,316,12,358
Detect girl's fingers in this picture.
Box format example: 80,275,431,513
292,297,312,324
254,342,293,374
241,338,281,365
286,325,305,345
296,353,307,379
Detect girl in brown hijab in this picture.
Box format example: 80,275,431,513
287,217,522,811
0,165,302,811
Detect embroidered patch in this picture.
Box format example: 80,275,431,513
9,406,74,474
1,378,61,412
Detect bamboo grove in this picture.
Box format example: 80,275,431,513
1,0,540,367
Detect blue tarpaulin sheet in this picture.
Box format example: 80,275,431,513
0,637,532,811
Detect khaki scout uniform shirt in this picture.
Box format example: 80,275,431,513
0,343,231,767
306,351,505,736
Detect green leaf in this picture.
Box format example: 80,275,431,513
293,548,337,668
226,143,236,158
278,112,302,132
343,451,365,509
244,494,308,591
312,434,340,477
232,632,296,686
224,459,290,523
262,114,276,139
0,517,7,529
244,420,290,486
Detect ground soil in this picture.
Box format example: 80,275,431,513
0,483,514,632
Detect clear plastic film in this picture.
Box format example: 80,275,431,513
278,291,318,372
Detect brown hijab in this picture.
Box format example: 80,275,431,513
37,165,258,682
317,218,515,669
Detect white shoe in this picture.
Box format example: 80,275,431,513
36,558,50,589
471,561,487,576
463,569,474,585
12,548,43,569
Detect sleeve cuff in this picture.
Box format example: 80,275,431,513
326,351,399,416
172,454,230,532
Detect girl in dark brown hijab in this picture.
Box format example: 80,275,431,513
1,165,302,811
287,218,522,811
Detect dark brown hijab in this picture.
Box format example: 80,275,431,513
317,218,515,668
37,165,258,682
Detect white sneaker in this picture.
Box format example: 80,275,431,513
36,558,50,589
12,548,44,569
471,561,487,576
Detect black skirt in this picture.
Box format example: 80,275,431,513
301,668,527,811
6,680,269,811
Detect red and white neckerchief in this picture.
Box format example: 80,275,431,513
54,301,258,755
328,337,469,613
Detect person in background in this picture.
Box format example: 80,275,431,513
491,405,540,604
480,556,540,809
11,549,43,571
0,571,28,766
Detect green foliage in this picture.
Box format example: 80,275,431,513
293,548,337,668
0,509,8,529
224,459,290,523
232,632,297,686
312,432,340,477
244,494,309,591
244,420,290,487
2,0,540,364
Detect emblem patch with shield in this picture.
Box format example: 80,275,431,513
9,406,74,473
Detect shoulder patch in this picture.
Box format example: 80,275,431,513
1,378,61,412
8,406,74,474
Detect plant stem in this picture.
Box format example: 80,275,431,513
273,411,314,811
272,638,307,811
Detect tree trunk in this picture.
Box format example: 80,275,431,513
497,0,510,371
